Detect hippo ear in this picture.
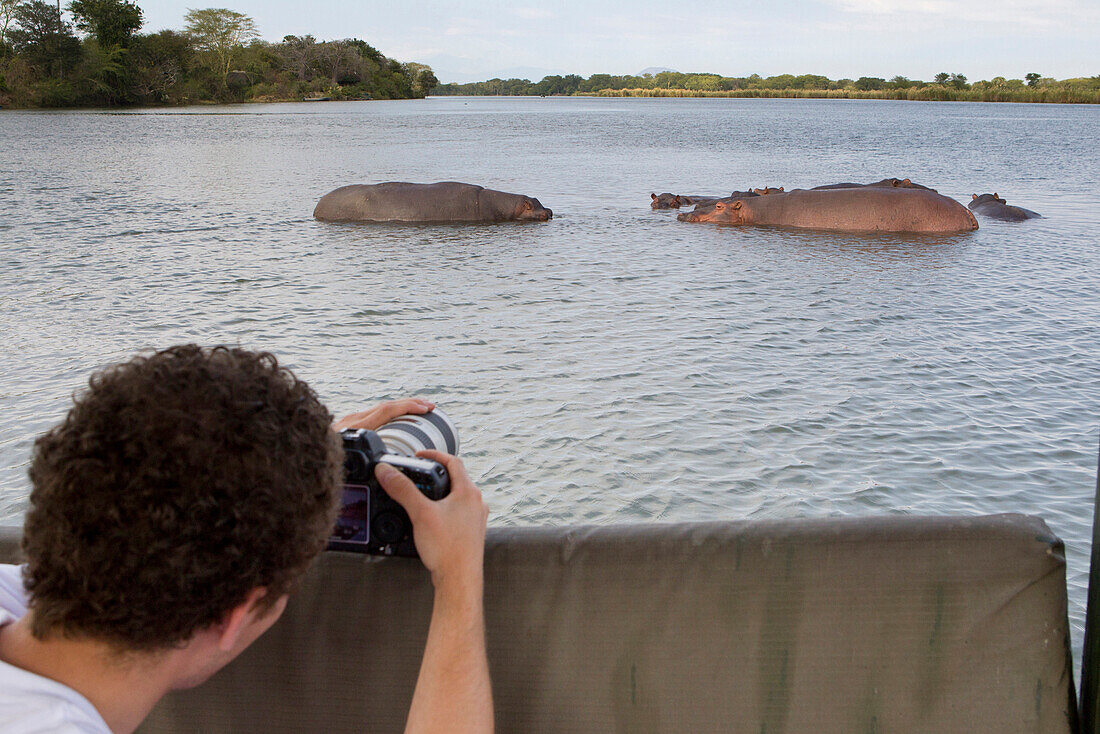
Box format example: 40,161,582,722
651,193,657,200
902,178,911,185
732,201,743,210
994,193,999,199
778,187,784,192
972,194,977,200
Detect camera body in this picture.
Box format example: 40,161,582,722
328,428,450,557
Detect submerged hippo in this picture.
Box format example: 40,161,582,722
314,182,552,223
752,186,785,195
812,178,936,191
650,190,757,209
651,193,718,209
677,187,978,233
968,193,1040,221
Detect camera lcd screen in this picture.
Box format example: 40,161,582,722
332,484,371,545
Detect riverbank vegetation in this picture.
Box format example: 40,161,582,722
435,71,1100,104
0,1,438,108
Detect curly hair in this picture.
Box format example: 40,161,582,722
22,345,343,651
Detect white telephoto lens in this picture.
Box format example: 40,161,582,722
376,408,459,457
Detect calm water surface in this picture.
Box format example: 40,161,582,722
2,96,1099,653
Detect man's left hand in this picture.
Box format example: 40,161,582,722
333,398,436,432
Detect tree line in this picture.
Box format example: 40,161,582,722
434,71,1100,104
0,1,439,108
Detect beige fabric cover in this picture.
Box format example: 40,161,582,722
0,515,1078,733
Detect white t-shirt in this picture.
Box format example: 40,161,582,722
0,564,111,733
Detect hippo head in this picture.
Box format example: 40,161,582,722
677,197,749,224
650,192,682,209
515,196,552,221
971,193,1004,204
753,186,784,196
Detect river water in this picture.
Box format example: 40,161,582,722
2,96,1099,653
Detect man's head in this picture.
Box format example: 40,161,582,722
22,345,343,653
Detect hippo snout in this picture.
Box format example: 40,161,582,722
676,211,692,222
537,207,552,221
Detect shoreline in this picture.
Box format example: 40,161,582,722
6,91,1099,112
431,88,1099,105
0,95,421,112
588,87,1100,103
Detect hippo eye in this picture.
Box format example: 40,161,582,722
715,201,725,209
522,200,531,210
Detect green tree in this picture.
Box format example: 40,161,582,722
8,0,81,78
76,37,127,102
1025,72,1041,87
67,0,142,47
403,61,436,96
0,0,18,53
183,7,258,81
278,34,316,80
314,39,356,85
949,72,968,90
128,28,190,102
793,74,830,89
854,76,886,90
934,72,949,85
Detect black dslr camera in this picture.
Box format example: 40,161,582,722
328,428,450,557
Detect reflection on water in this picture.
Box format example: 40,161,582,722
1,96,1098,655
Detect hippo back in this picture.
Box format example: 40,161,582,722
692,188,978,233
775,188,976,232
314,182,485,223
969,194,1041,221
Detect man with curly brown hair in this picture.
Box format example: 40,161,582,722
0,345,493,734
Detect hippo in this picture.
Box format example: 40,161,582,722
968,193,1041,221
812,178,936,191
651,193,717,210
314,182,552,223
677,187,978,233
650,190,757,209
752,186,785,195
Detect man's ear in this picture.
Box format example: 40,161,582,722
216,587,268,652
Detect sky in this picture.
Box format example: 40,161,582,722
138,0,1098,84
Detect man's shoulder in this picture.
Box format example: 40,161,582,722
0,659,110,734
0,566,108,734
0,565,27,619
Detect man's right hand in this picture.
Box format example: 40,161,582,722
374,452,488,590
374,454,494,733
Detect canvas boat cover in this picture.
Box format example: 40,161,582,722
0,514,1079,732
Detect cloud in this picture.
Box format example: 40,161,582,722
511,8,554,19
820,0,1097,31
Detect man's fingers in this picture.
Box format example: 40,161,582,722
415,450,471,486
378,398,435,422
374,464,429,518
334,398,436,431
